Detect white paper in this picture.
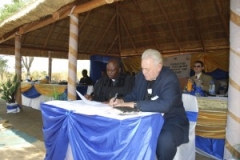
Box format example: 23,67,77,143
151,95,159,100
86,85,93,95
76,90,102,105
44,100,156,120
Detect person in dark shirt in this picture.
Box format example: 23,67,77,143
85,58,135,102
79,69,92,85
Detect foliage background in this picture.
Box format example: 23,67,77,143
0,0,35,23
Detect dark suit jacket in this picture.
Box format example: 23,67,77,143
124,67,189,146
79,76,93,85
92,74,135,102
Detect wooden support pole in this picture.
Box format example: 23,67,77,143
224,0,240,159
15,35,22,106
67,13,79,101
48,51,52,82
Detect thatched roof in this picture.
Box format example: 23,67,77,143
0,0,230,59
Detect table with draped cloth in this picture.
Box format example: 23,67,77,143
40,100,164,160
195,96,227,159
21,82,92,110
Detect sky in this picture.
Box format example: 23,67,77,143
0,0,12,7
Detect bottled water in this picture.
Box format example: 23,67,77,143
209,81,215,95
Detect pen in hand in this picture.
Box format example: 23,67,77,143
113,93,118,102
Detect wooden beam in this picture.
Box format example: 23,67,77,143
4,0,121,42
116,4,122,56
42,23,55,49
186,0,205,51
156,0,181,51
79,11,91,31
106,34,119,55
0,28,19,43
19,16,57,35
215,0,229,39
0,43,229,57
118,10,138,53
134,0,160,50
93,13,117,53
72,0,120,14
52,3,76,20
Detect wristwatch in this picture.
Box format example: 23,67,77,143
133,102,139,111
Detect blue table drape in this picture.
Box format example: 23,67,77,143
22,86,41,98
41,103,164,160
22,85,88,100
196,136,225,159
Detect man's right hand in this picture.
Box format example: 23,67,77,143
84,94,92,100
109,98,124,107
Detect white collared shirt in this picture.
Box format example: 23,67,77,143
195,73,202,79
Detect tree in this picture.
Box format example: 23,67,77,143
22,56,34,79
0,0,35,23
0,56,9,81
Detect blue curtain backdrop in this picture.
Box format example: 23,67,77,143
90,55,122,84
190,68,229,80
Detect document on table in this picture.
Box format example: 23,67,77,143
76,90,102,105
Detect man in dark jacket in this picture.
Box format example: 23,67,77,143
85,58,135,102
79,69,92,85
110,49,189,160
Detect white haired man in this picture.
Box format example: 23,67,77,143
110,49,189,160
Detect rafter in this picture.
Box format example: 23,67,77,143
0,41,229,58
93,13,117,53
215,0,229,39
0,0,121,44
133,0,160,50
79,11,91,31
116,3,122,56
106,34,119,55
156,0,181,51
118,11,138,53
73,0,121,14
186,0,205,51
0,28,18,43
42,23,55,49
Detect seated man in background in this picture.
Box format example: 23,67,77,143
85,58,135,102
79,69,93,85
189,60,213,92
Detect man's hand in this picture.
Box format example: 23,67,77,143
109,98,124,106
84,94,92,100
109,98,135,109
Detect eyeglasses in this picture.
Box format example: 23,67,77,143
194,65,201,68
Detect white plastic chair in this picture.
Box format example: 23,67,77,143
173,94,199,160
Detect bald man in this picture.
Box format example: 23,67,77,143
85,58,135,102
